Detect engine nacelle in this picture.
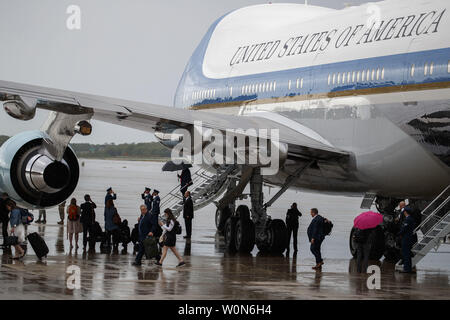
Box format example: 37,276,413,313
0,131,79,208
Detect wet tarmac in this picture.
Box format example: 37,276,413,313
0,159,449,299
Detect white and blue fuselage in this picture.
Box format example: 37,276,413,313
173,0,450,199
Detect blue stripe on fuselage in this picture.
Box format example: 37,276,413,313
174,16,450,108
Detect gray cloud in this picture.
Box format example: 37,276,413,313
0,0,373,144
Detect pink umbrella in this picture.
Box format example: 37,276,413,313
354,211,383,230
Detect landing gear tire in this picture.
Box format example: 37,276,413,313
216,207,232,233
235,218,255,253
224,217,238,252
235,205,250,220
349,226,385,260
234,205,255,253
257,219,288,255
349,227,357,258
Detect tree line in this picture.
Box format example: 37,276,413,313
0,135,170,160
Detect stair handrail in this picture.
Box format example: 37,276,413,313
161,167,204,199
414,195,450,234
412,208,450,254
418,185,450,217
160,165,235,216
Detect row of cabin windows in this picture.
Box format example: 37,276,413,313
186,60,450,103
328,68,385,86
241,81,277,95
288,78,304,90
410,62,435,77
192,88,216,100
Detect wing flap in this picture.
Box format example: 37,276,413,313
0,80,349,161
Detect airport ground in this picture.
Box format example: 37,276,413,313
0,159,449,299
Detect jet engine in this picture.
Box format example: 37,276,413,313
0,131,79,208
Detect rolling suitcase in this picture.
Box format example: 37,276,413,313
144,236,159,259
27,232,49,259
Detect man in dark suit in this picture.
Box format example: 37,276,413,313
183,191,194,239
178,166,192,200
285,202,302,254
398,206,416,273
151,190,160,215
133,205,159,266
80,194,97,251
307,208,325,270
105,187,117,205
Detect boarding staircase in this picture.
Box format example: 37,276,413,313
396,185,450,270
160,165,237,219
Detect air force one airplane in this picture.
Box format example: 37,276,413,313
0,0,449,260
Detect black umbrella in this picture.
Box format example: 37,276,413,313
161,161,192,172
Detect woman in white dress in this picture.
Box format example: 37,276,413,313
155,208,185,267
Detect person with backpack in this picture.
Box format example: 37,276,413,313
353,227,377,273
104,199,120,252
156,208,185,267
80,195,96,251
67,198,83,250
307,208,325,270
285,202,302,254
133,205,160,266
5,200,25,259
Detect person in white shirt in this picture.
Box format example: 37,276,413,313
155,208,185,267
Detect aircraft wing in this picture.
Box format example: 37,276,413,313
0,80,349,162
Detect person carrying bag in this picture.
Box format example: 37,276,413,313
5,200,25,259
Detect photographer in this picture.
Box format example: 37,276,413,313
80,194,97,251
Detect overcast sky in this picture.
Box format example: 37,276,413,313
0,0,373,144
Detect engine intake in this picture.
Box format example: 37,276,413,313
0,131,79,208
25,154,71,193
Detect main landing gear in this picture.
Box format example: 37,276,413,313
216,162,313,255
